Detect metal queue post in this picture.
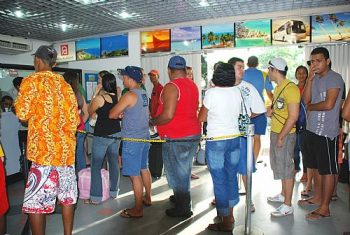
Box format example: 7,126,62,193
233,124,263,235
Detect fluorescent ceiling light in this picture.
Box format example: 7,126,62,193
75,0,105,5
119,11,132,18
61,23,68,31
199,0,209,7
14,10,24,18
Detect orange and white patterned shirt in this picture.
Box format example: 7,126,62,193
14,71,80,166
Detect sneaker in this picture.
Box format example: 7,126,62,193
267,194,285,203
271,204,294,217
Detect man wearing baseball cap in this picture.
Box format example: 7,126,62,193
14,45,80,234
266,58,300,217
150,56,201,218
109,66,152,219
148,69,163,118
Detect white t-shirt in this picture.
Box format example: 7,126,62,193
203,86,241,139
236,81,266,116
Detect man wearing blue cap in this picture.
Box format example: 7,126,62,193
109,66,152,218
149,56,201,218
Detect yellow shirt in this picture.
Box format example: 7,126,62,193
271,79,300,134
0,143,4,158
14,71,80,166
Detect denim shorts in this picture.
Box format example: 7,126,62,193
251,113,267,135
122,141,150,176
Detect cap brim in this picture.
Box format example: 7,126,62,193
117,69,127,76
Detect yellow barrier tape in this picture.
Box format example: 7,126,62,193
77,130,243,143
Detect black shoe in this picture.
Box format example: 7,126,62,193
165,208,193,218
169,195,176,203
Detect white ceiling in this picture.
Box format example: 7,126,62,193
0,0,349,42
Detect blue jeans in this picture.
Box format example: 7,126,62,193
76,132,87,172
162,135,200,211
90,132,121,202
206,138,240,216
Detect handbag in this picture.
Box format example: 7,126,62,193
238,91,250,136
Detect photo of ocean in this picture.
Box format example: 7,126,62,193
76,38,100,60
312,12,350,43
235,19,271,48
171,26,201,52
101,34,128,58
201,24,234,49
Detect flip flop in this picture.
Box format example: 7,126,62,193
207,223,233,232
301,190,311,197
306,211,330,221
120,209,143,219
191,174,200,179
331,195,338,201
84,199,100,205
298,199,318,206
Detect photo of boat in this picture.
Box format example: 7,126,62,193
141,30,170,54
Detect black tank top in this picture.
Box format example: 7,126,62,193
94,94,121,136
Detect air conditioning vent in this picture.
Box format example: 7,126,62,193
0,34,33,55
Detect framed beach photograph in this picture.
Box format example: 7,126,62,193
311,12,350,43
141,29,171,54
100,34,128,58
235,19,271,48
171,26,201,52
76,38,101,61
272,17,311,45
201,24,234,49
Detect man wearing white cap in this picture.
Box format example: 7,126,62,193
266,58,300,217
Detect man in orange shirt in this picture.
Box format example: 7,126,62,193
14,45,80,235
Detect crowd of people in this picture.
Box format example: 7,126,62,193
0,44,348,234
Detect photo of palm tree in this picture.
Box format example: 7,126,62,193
312,12,350,43
201,24,234,49
235,19,271,48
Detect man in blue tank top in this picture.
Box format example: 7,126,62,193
242,56,274,162
109,66,152,219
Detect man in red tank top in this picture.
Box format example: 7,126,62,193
150,56,201,218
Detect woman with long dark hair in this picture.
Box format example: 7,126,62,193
85,73,122,204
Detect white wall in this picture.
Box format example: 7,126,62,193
66,31,141,71
0,39,51,65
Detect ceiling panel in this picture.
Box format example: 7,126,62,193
0,0,349,42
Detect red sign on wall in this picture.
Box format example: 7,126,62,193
60,44,69,56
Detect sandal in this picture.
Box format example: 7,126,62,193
84,199,100,205
191,174,200,180
301,189,311,197
306,210,330,221
207,223,232,232
120,209,143,219
298,198,318,206
331,195,338,201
